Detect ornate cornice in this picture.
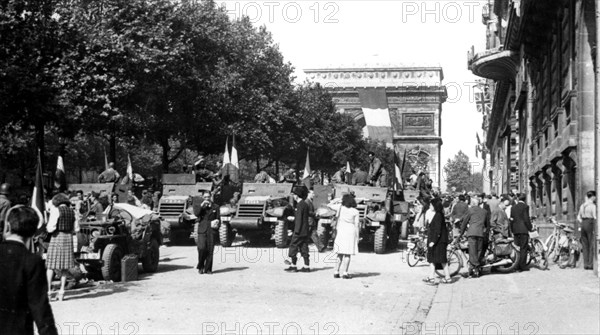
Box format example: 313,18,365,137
304,67,444,89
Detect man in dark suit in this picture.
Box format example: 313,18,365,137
285,186,311,272
0,205,58,335
459,198,490,278
510,193,533,271
194,192,220,274
450,194,469,227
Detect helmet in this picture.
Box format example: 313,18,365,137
0,183,12,195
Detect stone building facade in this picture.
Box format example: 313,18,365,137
304,65,447,186
468,0,597,235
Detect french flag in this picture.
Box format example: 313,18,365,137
357,88,393,145
54,155,67,192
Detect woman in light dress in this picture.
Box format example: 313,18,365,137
333,193,360,279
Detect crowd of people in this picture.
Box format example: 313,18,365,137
0,152,597,334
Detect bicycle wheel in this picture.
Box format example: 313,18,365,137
546,235,558,263
436,249,462,277
533,239,548,270
406,249,420,267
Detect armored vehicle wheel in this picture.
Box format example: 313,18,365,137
101,244,123,282
388,222,400,250
142,239,160,273
219,223,233,247
374,225,387,254
400,220,409,240
275,220,289,248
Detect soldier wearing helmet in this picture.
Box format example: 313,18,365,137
0,183,13,241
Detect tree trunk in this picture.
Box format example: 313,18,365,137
161,138,170,173
275,160,279,177
256,158,260,174
109,133,117,166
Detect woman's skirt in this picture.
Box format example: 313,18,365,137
333,221,358,255
46,232,75,271
427,242,448,264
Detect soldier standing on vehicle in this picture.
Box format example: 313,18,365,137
331,166,346,184
367,152,382,186
285,186,311,272
0,183,12,241
458,197,489,278
98,162,120,183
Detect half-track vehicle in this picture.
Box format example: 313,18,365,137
219,183,294,247
157,174,212,243
75,203,162,281
321,185,403,254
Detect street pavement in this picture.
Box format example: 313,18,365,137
48,240,599,335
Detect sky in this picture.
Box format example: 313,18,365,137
220,0,488,189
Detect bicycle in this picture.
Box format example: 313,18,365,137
435,237,467,277
526,225,548,270
406,230,427,267
544,216,569,263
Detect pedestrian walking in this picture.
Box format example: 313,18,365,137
577,191,596,270
510,193,533,272
45,193,78,301
458,197,490,278
332,193,360,279
423,198,451,284
0,205,58,335
194,192,220,274
285,186,311,273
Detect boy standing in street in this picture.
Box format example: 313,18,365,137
0,205,58,335
285,186,311,272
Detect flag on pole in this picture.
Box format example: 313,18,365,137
302,149,311,190
302,150,311,180
104,149,109,170
229,134,239,183
121,154,133,185
54,155,66,192
222,137,230,176
393,151,403,191
31,150,46,227
345,161,352,184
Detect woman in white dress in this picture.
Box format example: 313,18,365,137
333,194,360,279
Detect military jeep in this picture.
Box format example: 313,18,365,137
75,203,162,281
219,183,294,247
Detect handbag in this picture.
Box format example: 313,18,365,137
331,206,342,240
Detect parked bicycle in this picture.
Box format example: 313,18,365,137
544,216,569,262
526,225,548,270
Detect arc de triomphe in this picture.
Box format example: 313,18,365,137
304,64,447,186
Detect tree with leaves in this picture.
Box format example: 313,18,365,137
443,150,474,192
